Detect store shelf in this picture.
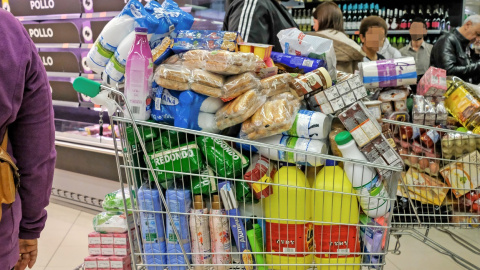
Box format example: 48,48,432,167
35,43,81,49
345,29,442,35
81,11,119,19
16,13,81,22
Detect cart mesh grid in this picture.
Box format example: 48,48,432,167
112,114,402,270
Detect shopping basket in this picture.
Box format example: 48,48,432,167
73,77,403,270
383,119,480,270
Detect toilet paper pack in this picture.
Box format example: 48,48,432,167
359,57,417,88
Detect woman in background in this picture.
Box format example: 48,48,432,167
309,1,365,73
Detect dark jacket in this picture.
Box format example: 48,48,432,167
430,29,480,84
222,0,298,52
0,9,56,269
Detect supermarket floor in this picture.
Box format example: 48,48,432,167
29,201,480,270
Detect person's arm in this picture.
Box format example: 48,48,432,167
9,24,56,240
223,0,270,44
437,37,480,78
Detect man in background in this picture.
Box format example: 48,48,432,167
223,0,297,52
431,15,480,84
400,18,433,78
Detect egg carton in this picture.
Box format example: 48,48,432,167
441,133,480,160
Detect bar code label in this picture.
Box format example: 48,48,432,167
131,106,140,114
313,225,360,259
382,149,399,164
283,248,296,253
337,248,351,255
302,59,314,67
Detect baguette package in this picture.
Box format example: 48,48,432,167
178,50,258,75
222,72,260,101
290,67,332,97
260,73,293,97
190,69,225,97
154,64,191,91
241,92,301,140
215,90,267,130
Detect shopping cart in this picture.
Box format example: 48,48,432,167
383,119,480,270
73,77,404,270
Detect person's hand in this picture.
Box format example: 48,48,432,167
14,239,38,270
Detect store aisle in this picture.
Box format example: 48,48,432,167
30,202,480,270
31,203,94,270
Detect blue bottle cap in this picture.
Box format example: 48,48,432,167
325,159,339,166
135,27,148,33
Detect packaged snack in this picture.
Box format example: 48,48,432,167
205,50,258,75
155,78,190,91
93,212,129,233
270,52,327,74
155,64,191,83
440,151,480,198
417,67,447,96
277,28,337,80
360,135,403,180
222,72,261,101
445,77,480,128
192,69,225,88
364,101,382,121
172,38,237,53
197,137,250,179
359,57,417,88
172,30,240,41
290,67,333,97
244,155,278,200
378,88,409,113
102,189,133,212
402,168,449,206
152,37,173,65
215,90,267,130
241,93,301,140
412,95,426,125
260,73,293,97
307,74,367,114
338,101,383,148
145,141,204,188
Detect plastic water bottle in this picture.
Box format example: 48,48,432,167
125,27,153,121
335,131,390,218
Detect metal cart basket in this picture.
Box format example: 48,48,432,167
74,77,404,270
383,119,480,270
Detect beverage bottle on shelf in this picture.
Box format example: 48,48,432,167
375,3,380,16
391,8,399,30
311,8,315,32
385,9,391,30
425,6,432,29
363,3,369,19
343,4,347,25
346,4,353,30
335,131,390,218
426,36,431,44
432,6,439,29
125,27,153,121
264,166,313,269
312,160,361,269
293,10,299,26
440,6,446,30
400,6,409,30
352,3,358,30
445,9,451,31
418,5,424,21
408,5,415,29
432,36,438,44
302,9,308,32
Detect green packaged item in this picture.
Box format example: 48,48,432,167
235,180,255,203
126,122,159,145
146,141,204,188
160,130,189,149
197,136,250,179
102,189,134,212
190,166,218,195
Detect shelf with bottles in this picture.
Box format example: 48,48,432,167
302,2,455,33
345,29,441,35
291,7,315,32
349,34,440,49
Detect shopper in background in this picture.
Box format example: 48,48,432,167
222,0,297,52
400,18,433,77
309,1,365,73
431,15,480,84
359,16,388,61
0,9,56,270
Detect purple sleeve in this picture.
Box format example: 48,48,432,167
9,24,56,239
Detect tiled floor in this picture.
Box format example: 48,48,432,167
28,202,480,270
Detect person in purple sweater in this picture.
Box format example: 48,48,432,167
0,9,56,270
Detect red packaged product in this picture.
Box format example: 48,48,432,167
244,154,277,199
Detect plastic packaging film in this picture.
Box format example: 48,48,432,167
222,72,261,101
260,73,294,97
359,57,417,88
215,90,267,130
241,92,301,140
190,196,212,269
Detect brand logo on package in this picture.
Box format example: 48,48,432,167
9,0,81,16
24,23,80,43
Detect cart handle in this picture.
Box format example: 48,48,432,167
73,77,102,98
